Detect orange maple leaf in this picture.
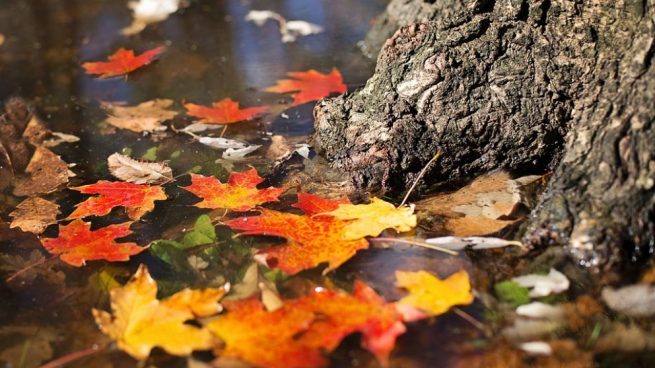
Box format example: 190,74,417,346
208,281,407,368
82,46,165,79
67,181,167,221
182,169,285,212
41,219,146,266
223,193,368,274
184,98,269,125
265,68,347,106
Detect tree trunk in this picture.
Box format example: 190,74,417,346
313,0,655,270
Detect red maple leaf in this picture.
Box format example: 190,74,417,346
41,219,146,266
82,46,165,79
223,194,368,274
207,280,408,368
265,68,347,106
67,181,167,221
182,169,285,212
184,98,269,125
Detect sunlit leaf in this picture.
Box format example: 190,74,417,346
68,181,167,220
184,98,269,125
323,198,417,239
82,47,165,79
265,68,347,105
395,270,474,316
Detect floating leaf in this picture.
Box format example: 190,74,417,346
101,99,177,133
184,98,269,125
41,219,145,267
181,214,216,248
93,265,228,360
9,197,60,234
512,268,570,298
395,270,474,316
182,169,284,212
245,10,323,43
324,198,417,239
82,47,165,79
108,152,173,184
13,146,75,197
122,0,182,35
222,145,262,159
425,236,523,251
68,181,167,221
265,68,347,106
224,194,368,274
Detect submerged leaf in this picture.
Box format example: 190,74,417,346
41,219,145,267
93,265,228,360
82,47,165,79
107,153,173,184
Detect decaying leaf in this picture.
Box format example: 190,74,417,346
101,99,177,133
182,168,284,212
0,326,58,368
41,219,146,266
395,270,474,316
512,268,570,298
245,10,323,43
425,236,524,251
93,264,228,360
82,47,165,79
323,198,417,239
185,98,269,125
122,0,183,35
9,197,60,234
415,171,542,236
107,152,173,184
195,136,250,150
224,193,368,275
42,131,80,147
265,69,347,106
68,181,167,220
222,145,262,160
13,146,75,197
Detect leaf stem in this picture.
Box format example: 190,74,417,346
5,255,54,283
39,344,107,368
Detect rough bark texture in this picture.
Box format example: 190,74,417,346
314,0,655,269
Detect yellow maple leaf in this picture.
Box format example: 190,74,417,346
323,198,417,239
92,265,228,360
395,270,474,316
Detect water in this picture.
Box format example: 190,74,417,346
0,1,482,367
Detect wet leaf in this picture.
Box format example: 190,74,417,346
181,214,216,248
184,98,269,125
82,47,165,79
395,270,474,316
265,68,347,106
101,99,177,133
41,219,146,266
512,268,570,298
494,280,531,307
425,236,523,251
224,194,368,274
122,0,182,35
0,326,57,368
9,197,60,234
42,131,80,148
182,168,284,211
245,10,323,43
93,265,228,360
415,171,541,236
13,146,75,197
107,152,173,184
230,263,283,311
601,284,655,318
323,198,417,239
68,181,167,220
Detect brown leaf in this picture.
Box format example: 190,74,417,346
13,146,75,197
22,115,51,146
101,99,177,133
415,171,542,236
0,142,13,190
9,197,60,234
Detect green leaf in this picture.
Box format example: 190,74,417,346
141,147,158,161
150,240,188,270
181,215,216,248
494,280,530,306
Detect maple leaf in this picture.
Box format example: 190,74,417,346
41,219,145,266
208,298,324,368
264,68,347,105
82,46,165,79
93,264,228,360
182,169,284,211
224,194,368,274
101,99,178,133
292,192,348,215
323,198,417,239
395,270,474,316
67,181,167,221
184,98,269,125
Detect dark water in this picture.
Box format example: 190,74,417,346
0,1,482,367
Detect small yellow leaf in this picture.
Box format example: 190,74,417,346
324,198,417,239
92,265,227,360
395,270,474,316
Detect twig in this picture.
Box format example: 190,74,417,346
400,149,442,207
369,237,458,256
39,344,107,368
453,307,487,332
6,256,54,283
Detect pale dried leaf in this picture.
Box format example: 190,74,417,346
601,284,655,318
196,136,249,150
518,342,552,355
101,99,177,133
122,0,182,35
107,153,173,184
222,145,261,160
42,132,80,148
9,197,60,234
512,268,569,298
425,236,523,250
245,10,323,43
181,123,223,133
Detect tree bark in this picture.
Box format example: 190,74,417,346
313,0,655,270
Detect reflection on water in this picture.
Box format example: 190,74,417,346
0,1,483,367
